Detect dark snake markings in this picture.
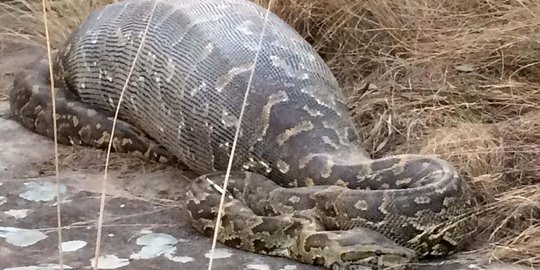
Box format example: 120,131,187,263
8,0,478,269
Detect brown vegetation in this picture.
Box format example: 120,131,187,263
1,0,539,266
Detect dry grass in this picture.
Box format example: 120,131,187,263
1,0,540,267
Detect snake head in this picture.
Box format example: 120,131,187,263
298,227,417,270
329,246,417,270
330,237,417,270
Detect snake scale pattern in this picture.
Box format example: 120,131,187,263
8,0,478,269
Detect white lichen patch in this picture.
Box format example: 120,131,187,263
0,196,7,206
90,255,130,269
204,248,233,259
4,209,30,219
140,228,153,234
245,263,271,270
19,181,66,202
0,226,47,247
62,240,87,252
130,232,191,263
164,254,194,263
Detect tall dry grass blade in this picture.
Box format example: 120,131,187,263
40,0,63,269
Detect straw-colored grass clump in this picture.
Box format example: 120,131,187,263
1,0,539,267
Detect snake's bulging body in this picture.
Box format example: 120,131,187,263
8,0,478,269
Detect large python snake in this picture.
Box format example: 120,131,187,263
8,0,478,269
